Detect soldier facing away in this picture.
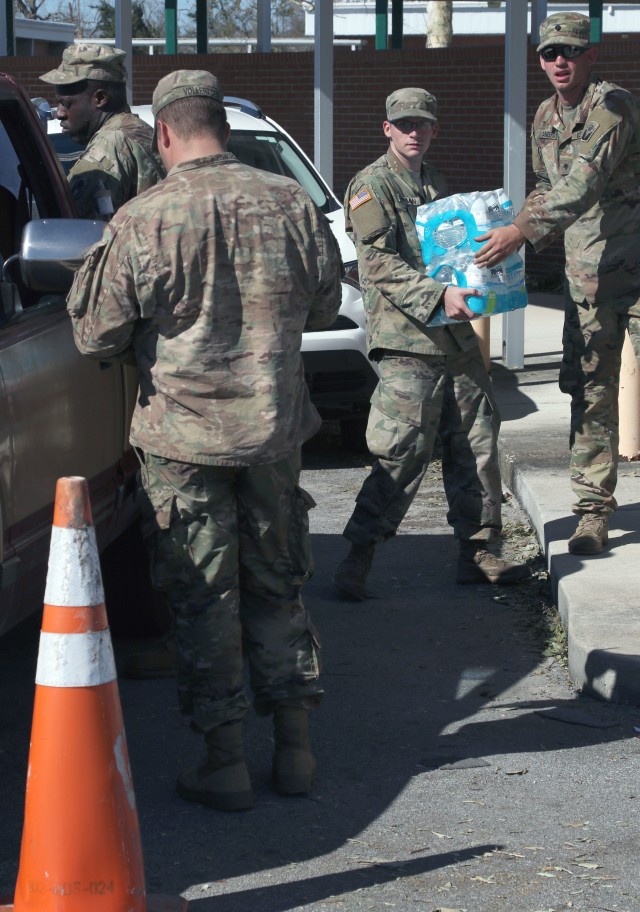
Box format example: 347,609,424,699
475,12,640,555
40,44,165,220
333,88,530,601
66,69,342,811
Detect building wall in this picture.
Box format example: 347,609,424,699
2,38,639,285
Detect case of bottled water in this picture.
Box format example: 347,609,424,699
415,188,527,325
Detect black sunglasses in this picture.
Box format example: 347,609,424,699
540,44,590,62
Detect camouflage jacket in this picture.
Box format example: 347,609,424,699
344,148,479,358
514,75,640,303
67,153,342,466
69,110,165,220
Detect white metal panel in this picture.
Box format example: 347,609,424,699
327,2,640,37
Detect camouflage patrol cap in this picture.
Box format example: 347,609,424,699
40,44,127,87
537,12,591,52
386,88,437,123
151,70,224,151
152,69,223,118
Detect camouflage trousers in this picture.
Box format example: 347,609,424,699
136,449,322,733
560,289,640,514
344,347,503,546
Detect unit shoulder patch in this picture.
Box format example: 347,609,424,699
579,106,621,155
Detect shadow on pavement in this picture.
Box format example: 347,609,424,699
0,527,634,902
185,844,502,912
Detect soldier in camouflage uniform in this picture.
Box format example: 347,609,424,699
67,70,342,811
475,12,640,556
333,88,530,601
40,44,164,220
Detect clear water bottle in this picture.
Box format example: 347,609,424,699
469,195,490,237
496,188,514,223
481,191,504,229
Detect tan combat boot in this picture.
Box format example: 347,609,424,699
333,543,375,600
176,722,253,811
457,543,531,585
272,705,316,795
568,514,609,555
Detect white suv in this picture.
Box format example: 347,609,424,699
42,96,378,444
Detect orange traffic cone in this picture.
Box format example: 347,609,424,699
1,477,185,912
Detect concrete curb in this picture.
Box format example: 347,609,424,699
498,447,640,705
492,291,640,707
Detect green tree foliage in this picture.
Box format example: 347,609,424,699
186,0,304,41
91,0,162,38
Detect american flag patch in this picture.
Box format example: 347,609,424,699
349,188,372,210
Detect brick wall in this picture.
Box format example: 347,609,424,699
3,38,639,285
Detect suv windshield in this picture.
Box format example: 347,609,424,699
48,126,339,215
228,131,336,214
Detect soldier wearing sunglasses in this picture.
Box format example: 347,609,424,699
474,12,640,557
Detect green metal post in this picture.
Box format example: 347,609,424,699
3,0,14,55
165,0,178,54
375,0,387,50
391,0,403,49
589,0,602,43
196,0,207,54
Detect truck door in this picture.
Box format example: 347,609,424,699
0,78,125,631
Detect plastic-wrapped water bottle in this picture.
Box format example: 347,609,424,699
469,195,490,238
496,188,514,222
415,188,528,325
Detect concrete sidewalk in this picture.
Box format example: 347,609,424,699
491,292,640,705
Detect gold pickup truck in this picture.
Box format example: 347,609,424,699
0,73,142,635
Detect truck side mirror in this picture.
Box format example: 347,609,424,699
19,218,105,293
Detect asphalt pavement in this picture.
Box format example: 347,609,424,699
1,295,640,911
491,292,640,705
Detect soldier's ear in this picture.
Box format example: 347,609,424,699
93,87,109,110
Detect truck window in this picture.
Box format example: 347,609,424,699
0,119,24,261
0,99,71,307
0,99,68,252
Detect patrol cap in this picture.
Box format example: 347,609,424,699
537,12,591,52
386,88,437,123
151,70,224,151
40,44,127,87
152,69,223,118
